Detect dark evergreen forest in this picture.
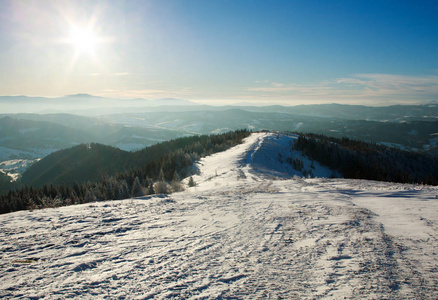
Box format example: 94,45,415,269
292,133,438,185
0,130,250,214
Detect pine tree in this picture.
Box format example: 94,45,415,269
117,180,129,199
159,168,166,182
188,176,196,187
172,171,180,182
171,171,183,192
85,189,96,203
131,177,143,197
148,181,155,195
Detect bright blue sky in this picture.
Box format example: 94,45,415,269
0,0,437,105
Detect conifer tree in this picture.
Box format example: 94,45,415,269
131,177,143,197
159,168,166,182
171,171,183,192
172,171,180,182
85,189,96,203
188,176,196,187
148,181,155,195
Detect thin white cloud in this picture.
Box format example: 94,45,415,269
88,72,130,77
337,73,438,95
246,73,438,105
113,72,130,76
248,83,334,95
99,87,193,99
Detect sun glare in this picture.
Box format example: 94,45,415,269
68,25,98,56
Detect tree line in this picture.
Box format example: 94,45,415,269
292,133,438,185
0,130,250,214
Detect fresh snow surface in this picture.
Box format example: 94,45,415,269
0,159,39,182
1,132,437,299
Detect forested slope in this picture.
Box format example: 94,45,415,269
293,133,438,184
0,130,250,214
21,143,132,188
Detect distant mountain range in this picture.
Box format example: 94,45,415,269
2,94,438,120
0,115,186,161
0,94,197,115
2,97,438,187
1,99,438,159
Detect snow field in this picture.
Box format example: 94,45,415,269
0,132,437,299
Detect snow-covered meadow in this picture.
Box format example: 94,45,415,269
1,133,437,299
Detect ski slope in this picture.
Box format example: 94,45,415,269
1,132,437,299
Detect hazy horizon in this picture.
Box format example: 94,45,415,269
0,0,437,107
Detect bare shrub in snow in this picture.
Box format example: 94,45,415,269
40,196,63,208
153,181,171,194
171,171,184,192
171,181,184,192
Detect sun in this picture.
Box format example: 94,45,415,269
60,16,113,67
67,25,99,56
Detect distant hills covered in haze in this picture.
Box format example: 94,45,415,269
1,95,438,158
1,94,438,120
0,94,197,115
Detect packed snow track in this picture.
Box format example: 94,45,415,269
1,132,437,299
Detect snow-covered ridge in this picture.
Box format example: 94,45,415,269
1,132,437,299
190,132,335,191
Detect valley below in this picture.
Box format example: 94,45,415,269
1,133,437,299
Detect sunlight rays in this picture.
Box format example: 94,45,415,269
68,25,99,56
57,9,116,90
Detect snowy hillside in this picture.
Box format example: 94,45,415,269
0,159,39,182
1,132,437,299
